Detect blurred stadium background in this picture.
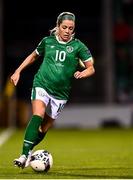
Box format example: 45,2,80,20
0,0,133,128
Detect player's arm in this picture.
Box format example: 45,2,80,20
10,50,39,86
74,58,95,79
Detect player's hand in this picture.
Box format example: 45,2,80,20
74,71,82,79
74,71,87,79
10,71,20,86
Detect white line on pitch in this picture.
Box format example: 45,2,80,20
0,128,15,147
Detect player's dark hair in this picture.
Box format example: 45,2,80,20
50,12,75,35
56,12,75,26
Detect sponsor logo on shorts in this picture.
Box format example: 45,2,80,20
38,90,45,97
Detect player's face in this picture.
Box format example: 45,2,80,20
58,20,75,42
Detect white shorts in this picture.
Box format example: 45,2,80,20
31,87,67,119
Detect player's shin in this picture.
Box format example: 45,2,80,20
22,115,43,157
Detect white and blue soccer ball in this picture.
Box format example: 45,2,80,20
30,149,53,172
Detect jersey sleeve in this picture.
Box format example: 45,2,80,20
78,41,92,62
35,38,45,56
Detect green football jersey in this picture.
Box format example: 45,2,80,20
33,35,92,100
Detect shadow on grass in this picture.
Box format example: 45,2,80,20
20,167,133,179
49,168,133,179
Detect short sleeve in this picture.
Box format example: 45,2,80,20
78,42,92,62
35,38,45,56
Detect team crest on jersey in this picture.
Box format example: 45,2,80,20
66,46,73,53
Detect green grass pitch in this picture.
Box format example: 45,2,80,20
0,128,132,179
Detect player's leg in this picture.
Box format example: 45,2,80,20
34,113,55,146
14,99,46,168
33,96,67,146
23,113,55,168
14,87,50,168
13,88,67,168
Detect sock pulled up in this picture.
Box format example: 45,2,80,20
22,115,43,157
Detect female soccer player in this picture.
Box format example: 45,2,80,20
10,12,95,168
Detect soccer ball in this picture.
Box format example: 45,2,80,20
30,149,53,172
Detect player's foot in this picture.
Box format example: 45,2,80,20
13,154,27,169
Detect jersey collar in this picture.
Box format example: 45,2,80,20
55,35,73,44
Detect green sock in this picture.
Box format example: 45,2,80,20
22,115,43,157
34,131,47,146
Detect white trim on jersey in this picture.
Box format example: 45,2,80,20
35,49,40,55
82,57,93,62
55,35,73,44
